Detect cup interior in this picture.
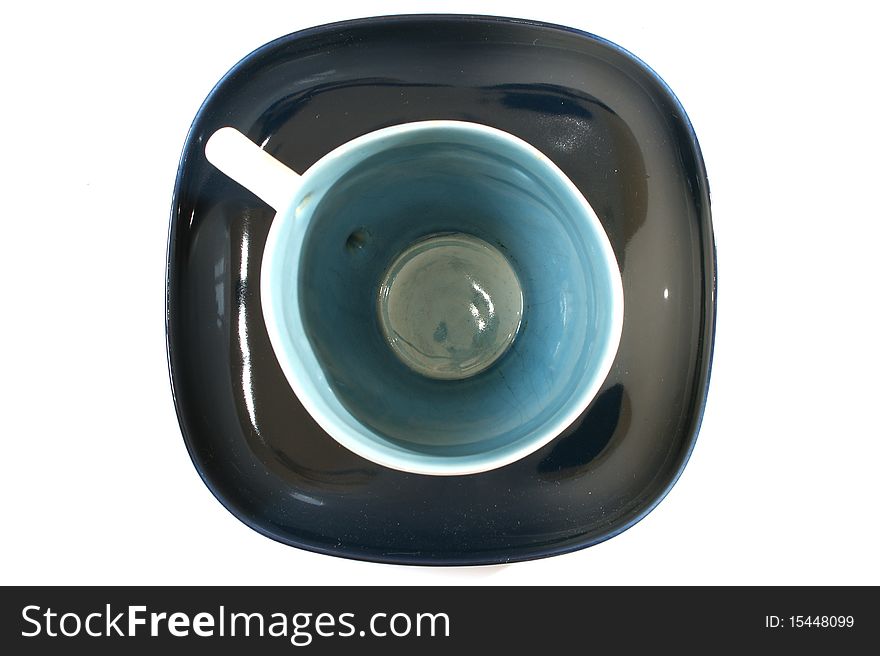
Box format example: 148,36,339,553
264,123,622,473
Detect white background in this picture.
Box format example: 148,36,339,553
2,0,878,585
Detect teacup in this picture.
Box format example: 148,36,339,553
205,121,623,475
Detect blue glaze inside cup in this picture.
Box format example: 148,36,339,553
263,122,622,474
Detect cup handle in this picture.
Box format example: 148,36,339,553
204,127,301,212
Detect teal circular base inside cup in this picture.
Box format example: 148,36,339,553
377,233,524,380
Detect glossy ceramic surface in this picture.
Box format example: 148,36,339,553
167,15,715,564
378,232,524,381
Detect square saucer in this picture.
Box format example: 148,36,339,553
167,15,715,564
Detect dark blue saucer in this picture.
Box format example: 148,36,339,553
166,15,715,564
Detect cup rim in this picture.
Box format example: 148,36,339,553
260,120,624,475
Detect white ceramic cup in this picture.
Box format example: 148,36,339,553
206,121,623,475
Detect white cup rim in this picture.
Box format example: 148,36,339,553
232,120,624,475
